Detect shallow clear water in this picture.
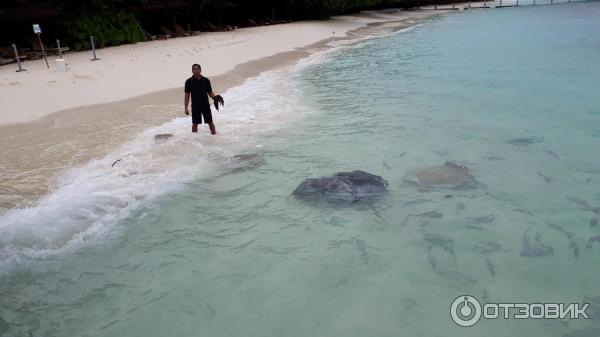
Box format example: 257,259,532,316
2,3,600,337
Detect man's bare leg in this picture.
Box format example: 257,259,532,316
192,124,198,133
209,123,216,135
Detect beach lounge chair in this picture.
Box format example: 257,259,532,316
0,46,30,64
48,41,70,54
31,37,68,55
185,24,201,35
175,24,192,36
0,47,13,65
160,26,175,38
31,37,49,52
205,22,218,31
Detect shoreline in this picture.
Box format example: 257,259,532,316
0,9,444,213
0,10,441,127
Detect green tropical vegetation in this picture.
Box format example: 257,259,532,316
0,0,446,50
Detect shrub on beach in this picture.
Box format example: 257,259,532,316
328,0,386,14
63,9,146,50
282,0,412,19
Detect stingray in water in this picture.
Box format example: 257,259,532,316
230,153,266,171
293,170,388,202
112,134,173,167
405,161,480,189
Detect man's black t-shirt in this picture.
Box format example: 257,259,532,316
185,76,212,111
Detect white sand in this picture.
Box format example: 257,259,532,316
0,10,435,126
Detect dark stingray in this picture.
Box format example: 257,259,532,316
293,170,388,202
111,133,174,167
210,153,267,176
405,161,480,189
231,153,266,169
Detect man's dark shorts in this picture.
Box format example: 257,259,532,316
192,108,212,124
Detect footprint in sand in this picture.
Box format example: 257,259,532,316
8,81,20,86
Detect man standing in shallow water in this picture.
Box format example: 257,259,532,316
184,64,220,134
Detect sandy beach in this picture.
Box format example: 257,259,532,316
0,9,443,213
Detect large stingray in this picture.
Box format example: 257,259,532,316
229,153,266,172
405,161,479,189
293,170,388,202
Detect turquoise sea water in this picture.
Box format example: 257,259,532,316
2,2,600,336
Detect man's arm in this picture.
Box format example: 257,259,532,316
208,91,216,100
184,92,190,115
